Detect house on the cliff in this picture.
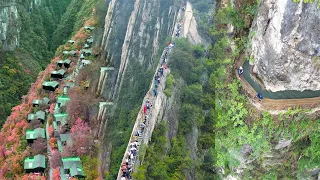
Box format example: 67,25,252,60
24,154,46,173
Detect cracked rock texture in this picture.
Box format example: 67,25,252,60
249,0,320,92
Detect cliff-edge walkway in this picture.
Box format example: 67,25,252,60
236,53,320,111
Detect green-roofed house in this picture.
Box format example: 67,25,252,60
62,157,85,178
86,37,93,44
57,59,72,69
42,81,59,91
55,95,71,111
24,154,46,173
32,97,50,107
63,59,72,68
57,134,72,152
84,26,94,31
84,43,90,49
51,69,66,79
54,113,69,128
81,49,92,56
68,40,75,44
26,128,46,143
27,111,45,123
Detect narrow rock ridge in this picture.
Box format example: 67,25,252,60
101,0,117,53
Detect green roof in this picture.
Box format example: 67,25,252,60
28,111,45,121
26,128,46,140
70,163,85,177
57,95,71,106
84,44,90,48
81,49,92,54
64,59,71,64
24,154,46,169
51,69,66,76
60,134,71,142
32,97,49,105
86,38,93,44
84,26,94,30
54,113,69,126
62,157,81,169
42,81,59,88
53,121,58,131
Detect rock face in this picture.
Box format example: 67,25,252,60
0,0,19,50
249,0,320,92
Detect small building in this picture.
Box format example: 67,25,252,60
84,26,94,31
56,95,71,108
68,40,75,44
86,37,93,44
84,43,90,49
26,128,46,143
63,59,71,68
62,51,76,57
80,53,85,60
51,69,66,79
81,60,91,66
42,81,59,91
32,97,50,107
57,134,72,152
54,113,69,127
24,154,46,173
62,157,85,178
57,59,71,69
80,49,92,56
27,111,46,123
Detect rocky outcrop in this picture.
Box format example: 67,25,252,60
249,0,320,92
182,2,202,45
0,0,19,50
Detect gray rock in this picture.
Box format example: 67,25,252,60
275,139,292,150
249,0,320,91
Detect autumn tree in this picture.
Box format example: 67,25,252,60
65,118,93,157
29,119,42,129
50,138,57,149
52,167,61,180
50,150,62,169
48,125,54,137
31,138,47,156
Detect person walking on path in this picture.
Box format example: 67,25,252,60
143,105,147,114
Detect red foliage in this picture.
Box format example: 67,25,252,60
67,118,93,157
52,167,61,180
50,138,57,149
50,150,62,169
31,138,47,156
49,103,56,114
48,125,54,137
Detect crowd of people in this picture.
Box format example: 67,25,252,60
120,41,176,180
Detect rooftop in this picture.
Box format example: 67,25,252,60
42,81,59,87
24,154,46,169
26,128,46,140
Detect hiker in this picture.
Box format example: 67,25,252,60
257,92,263,102
238,66,244,76
153,89,157,97
140,122,146,129
157,77,160,84
164,62,167,70
143,115,148,124
143,105,147,114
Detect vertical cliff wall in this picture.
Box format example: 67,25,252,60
0,0,19,50
249,0,320,92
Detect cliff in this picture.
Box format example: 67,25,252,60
0,0,19,50
249,0,320,92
